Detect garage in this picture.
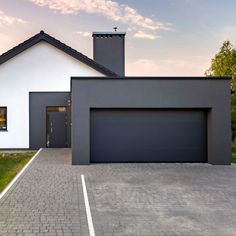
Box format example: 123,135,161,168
90,109,207,163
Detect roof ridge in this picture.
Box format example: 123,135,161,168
0,31,119,77
0,32,41,58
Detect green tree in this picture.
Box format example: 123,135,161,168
206,41,236,141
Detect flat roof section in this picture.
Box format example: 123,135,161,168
71,76,231,80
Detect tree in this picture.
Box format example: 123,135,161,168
205,41,236,141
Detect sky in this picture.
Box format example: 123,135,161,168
0,0,236,76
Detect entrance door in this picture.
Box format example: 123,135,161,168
46,107,67,148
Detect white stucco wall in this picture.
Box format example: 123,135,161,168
0,41,104,148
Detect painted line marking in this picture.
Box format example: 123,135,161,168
81,174,96,236
0,148,43,200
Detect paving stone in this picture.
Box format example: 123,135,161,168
80,163,236,236
1,149,236,235
0,149,88,236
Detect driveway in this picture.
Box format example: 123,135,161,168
0,149,236,236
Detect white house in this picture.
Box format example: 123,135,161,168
0,31,117,149
0,30,231,165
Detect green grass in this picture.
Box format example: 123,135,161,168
0,152,36,193
232,152,236,164
232,140,236,164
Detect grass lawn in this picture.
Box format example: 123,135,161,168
233,151,236,164
0,152,36,193
232,141,236,164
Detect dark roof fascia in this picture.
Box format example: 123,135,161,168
71,76,231,80
0,31,118,77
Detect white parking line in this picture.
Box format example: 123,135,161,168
81,174,96,236
0,148,42,200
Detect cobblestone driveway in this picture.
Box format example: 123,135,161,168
1,149,236,236
0,149,88,236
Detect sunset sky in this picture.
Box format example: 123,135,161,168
0,0,236,76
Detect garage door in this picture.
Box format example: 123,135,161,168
90,109,207,163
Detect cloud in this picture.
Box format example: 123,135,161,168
133,59,157,67
127,56,210,76
133,31,159,40
77,31,91,37
28,0,172,31
0,11,26,25
126,59,159,76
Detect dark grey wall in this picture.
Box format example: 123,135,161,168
71,77,231,165
93,33,125,76
29,92,71,149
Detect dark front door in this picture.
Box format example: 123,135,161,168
47,107,67,148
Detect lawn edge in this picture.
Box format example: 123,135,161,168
0,148,42,200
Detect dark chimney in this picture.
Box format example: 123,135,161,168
93,32,125,76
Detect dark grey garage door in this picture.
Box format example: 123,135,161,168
90,109,207,163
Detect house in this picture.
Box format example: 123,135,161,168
0,31,232,165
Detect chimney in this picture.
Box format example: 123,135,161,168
93,32,126,76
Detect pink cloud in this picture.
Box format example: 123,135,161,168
29,0,172,31
0,11,26,26
133,31,160,40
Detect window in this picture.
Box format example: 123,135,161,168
0,107,7,131
47,106,66,112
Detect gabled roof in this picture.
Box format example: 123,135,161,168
0,30,118,77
